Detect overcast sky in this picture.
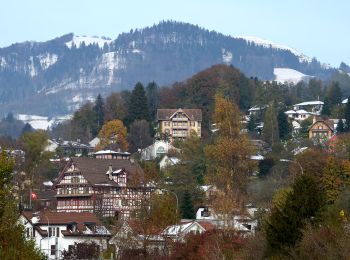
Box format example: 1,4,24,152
1,0,348,66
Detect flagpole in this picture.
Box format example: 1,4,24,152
29,187,32,209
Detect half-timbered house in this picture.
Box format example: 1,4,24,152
55,158,152,220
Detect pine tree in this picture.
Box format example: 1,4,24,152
126,82,150,126
93,94,104,135
263,102,279,145
344,96,350,131
337,119,345,133
181,190,195,219
247,115,256,133
277,109,291,140
146,81,159,121
265,174,325,257
321,97,331,116
327,81,342,108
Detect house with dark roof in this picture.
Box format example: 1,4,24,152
20,210,111,259
308,117,334,141
55,158,152,219
157,108,202,142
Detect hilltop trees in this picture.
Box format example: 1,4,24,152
128,120,153,153
93,94,105,135
277,108,291,140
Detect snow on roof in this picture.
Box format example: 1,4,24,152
169,157,180,164
43,181,53,186
163,222,194,236
94,150,130,155
200,185,212,192
248,105,266,111
285,110,297,114
293,147,308,155
342,98,348,104
250,155,264,160
295,109,310,114
294,101,324,106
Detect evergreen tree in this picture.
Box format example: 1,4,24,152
146,81,159,121
21,123,33,134
265,174,325,257
93,94,104,135
327,81,342,108
337,119,345,133
263,102,279,145
344,96,350,131
126,82,149,126
277,109,291,140
181,190,195,219
247,114,256,133
321,97,331,116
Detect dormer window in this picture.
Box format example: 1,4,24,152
67,222,77,232
84,222,96,232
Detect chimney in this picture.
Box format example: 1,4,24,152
107,164,113,180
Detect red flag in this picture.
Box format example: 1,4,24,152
31,192,37,200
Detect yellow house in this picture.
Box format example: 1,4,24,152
157,108,202,141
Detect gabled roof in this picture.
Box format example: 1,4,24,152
294,101,324,106
56,158,143,187
22,210,110,237
309,119,335,131
157,109,202,121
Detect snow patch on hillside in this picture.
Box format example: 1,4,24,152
238,36,312,63
221,48,233,64
16,114,72,130
37,53,58,70
274,68,313,85
98,52,125,85
66,35,112,48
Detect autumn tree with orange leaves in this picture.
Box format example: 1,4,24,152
97,120,129,151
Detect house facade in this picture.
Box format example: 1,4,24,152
20,210,111,259
55,158,152,220
140,140,178,161
308,118,334,140
157,108,202,142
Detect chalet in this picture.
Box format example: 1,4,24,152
157,108,202,142
285,109,312,121
45,139,93,156
159,155,180,170
55,158,152,219
20,210,111,259
308,118,334,140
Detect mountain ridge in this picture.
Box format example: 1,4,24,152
0,21,341,116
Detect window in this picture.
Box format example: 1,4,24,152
190,122,195,127
56,227,60,237
51,245,56,256
26,228,30,238
48,227,52,237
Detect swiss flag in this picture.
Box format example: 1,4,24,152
31,192,37,200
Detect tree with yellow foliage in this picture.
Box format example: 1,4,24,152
97,120,129,151
205,95,256,215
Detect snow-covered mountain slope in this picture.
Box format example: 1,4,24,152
16,114,72,130
274,68,313,84
65,35,112,48
238,36,312,63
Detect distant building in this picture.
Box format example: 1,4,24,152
156,108,202,142
159,155,180,170
248,105,267,117
140,140,178,161
292,101,323,115
55,158,152,219
20,210,111,259
89,137,100,148
94,150,130,160
44,139,93,156
308,118,334,140
285,109,312,121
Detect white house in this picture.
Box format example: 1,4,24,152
140,140,178,160
159,155,180,170
44,139,59,153
285,109,312,121
195,206,258,235
89,137,100,148
20,210,111,259
248,105,267,117
162,220,214,242
292,101,323,115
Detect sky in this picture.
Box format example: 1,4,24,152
1,0,349,67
